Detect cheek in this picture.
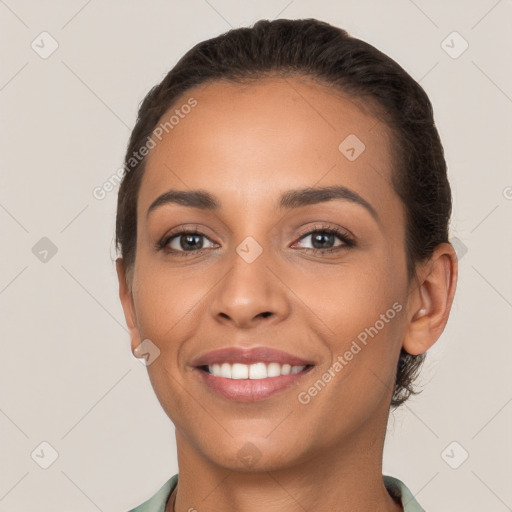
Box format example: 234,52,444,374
132,266,200,340
292,245,405,335
289,250,406,392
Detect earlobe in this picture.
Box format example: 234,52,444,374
115,258,142,354
403,243,458,356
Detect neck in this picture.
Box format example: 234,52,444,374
167,414,402,512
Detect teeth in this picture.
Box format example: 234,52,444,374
220,363,231,378
207,362,307,379
232,363,248,379
249,362,267,379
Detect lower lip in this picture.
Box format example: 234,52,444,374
195,366,314,402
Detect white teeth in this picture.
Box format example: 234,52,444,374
220,363,231,378
248,362,267,379
207,362,307,379
231,363,249,379
281,364,291,375
267,362,281,377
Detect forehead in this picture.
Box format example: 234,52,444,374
138,77,399,218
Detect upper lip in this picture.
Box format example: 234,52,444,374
191,347,315,367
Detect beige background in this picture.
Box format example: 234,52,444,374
1,1,511,511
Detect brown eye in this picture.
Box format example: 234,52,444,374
293,225,356,254
158,230,217,256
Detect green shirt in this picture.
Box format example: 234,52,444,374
127,474,425,511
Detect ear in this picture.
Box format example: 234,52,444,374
116,258,142,355
403,243,458,355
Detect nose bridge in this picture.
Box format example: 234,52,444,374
208,233,288,326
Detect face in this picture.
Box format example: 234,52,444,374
121,77,413,471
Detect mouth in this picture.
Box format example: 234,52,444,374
190,346,316,402
194,362,315,402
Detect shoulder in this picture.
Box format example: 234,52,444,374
383,475,426,512
127,474,178,512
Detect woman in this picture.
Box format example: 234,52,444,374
116,18,458,512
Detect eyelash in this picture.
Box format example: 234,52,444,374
157,224,356,258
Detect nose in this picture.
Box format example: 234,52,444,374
208,250,291,329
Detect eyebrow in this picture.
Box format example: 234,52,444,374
147,185,378,221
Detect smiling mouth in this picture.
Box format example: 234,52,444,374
199,362,314,380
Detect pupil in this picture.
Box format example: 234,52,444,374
181,234,203,251
312,232,334,249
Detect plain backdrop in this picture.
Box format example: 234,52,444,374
1,1,511,511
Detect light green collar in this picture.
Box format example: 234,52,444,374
128,473,425,511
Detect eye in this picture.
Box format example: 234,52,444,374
157,228,217,256
157,224,356,258
293,224,355,254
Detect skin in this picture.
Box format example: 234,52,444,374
117,76,457,512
